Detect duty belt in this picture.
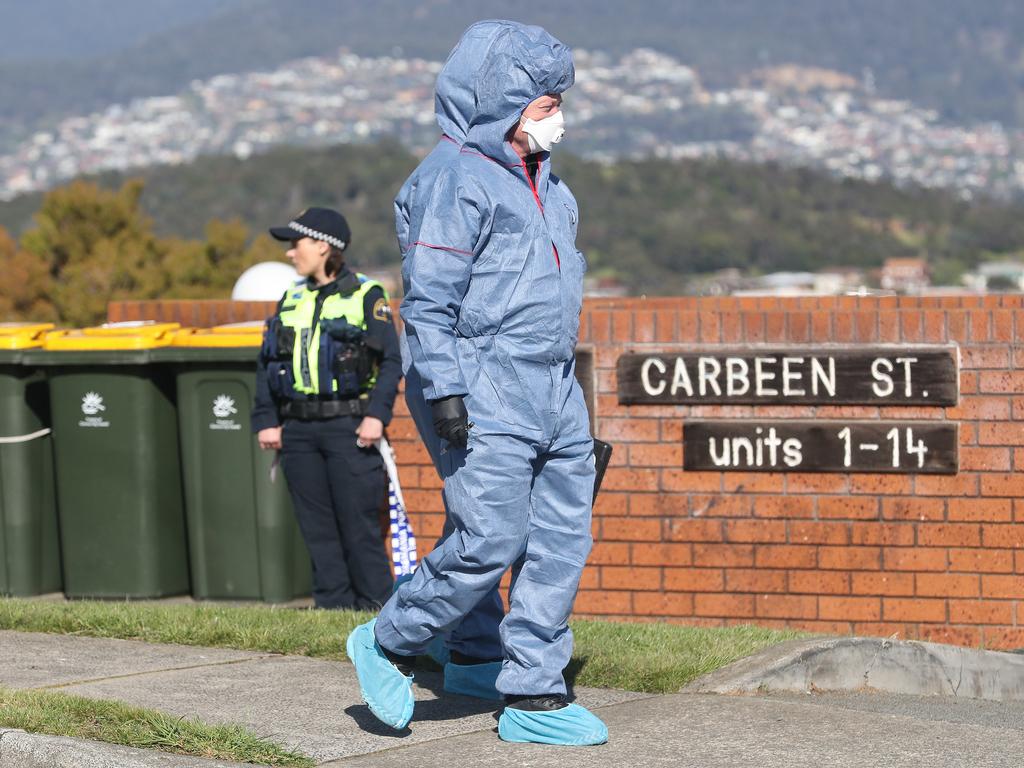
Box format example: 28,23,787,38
280,398,368,420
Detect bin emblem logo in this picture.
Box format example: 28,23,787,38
212,395,237,419
81,392,105,415
210,394,242,432
78,392,110,428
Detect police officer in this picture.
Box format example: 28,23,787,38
252,207,402,611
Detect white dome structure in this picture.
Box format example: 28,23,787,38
231,262,301,301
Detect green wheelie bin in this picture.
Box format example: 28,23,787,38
28,324,189,598
0,324,61,596
166,325,310,602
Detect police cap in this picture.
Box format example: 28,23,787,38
270,207,351,250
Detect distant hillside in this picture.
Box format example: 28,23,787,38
2,0,1023,145
3,140,1023,294
0,0,242,61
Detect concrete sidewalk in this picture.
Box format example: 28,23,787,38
3,630,1024,767
0,631,645,765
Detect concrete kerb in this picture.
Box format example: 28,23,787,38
685,636,1024,701
0,728,246,768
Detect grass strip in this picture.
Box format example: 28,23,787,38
0,598,370,659
570,619,805,692
0,685,315,766
0,598,806,692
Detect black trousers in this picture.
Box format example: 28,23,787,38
279,415,393,609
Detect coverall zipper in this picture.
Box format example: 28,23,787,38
520,155,567,378
521,158,560,270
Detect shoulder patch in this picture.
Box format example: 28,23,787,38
372,297,392,322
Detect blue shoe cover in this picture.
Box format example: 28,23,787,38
498,703,608,746
345,619,415,729
444,661,503,701
425,636,451,666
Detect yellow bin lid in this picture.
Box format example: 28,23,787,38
83,322,181,337
44,323,180,351
0,323,56,350
210,322,265,333
172,326,263,348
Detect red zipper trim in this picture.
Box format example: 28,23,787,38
521,158,560,270
408,241,474,257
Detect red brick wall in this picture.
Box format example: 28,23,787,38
395,294,1024,649
108,300,276,325
111,294,1024,648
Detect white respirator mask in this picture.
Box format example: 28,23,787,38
520,110,565,153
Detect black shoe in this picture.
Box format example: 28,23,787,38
504,694,569,712
380,645,417,677
450,650,502,666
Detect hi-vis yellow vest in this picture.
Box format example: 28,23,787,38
277,273,385,396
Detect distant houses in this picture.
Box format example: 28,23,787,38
691,266,874,297
963,261,1024,292
334,256,1021,300
680,256,1024,298
879,258,929,294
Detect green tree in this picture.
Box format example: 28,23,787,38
4,179,286,324
930,257,968,287
987,275,1020,292
161,220,283,299
19,179,168,326
0,226,57,321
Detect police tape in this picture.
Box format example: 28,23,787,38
378,437,418,577
0,428,51,444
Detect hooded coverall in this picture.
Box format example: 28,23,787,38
377,21,593,697
393,20,521,664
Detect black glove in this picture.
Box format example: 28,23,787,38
431,395,471,449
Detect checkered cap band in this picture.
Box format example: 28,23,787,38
289,221,346,249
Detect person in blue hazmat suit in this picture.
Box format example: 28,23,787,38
348,22,607,746
393,20,516,703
